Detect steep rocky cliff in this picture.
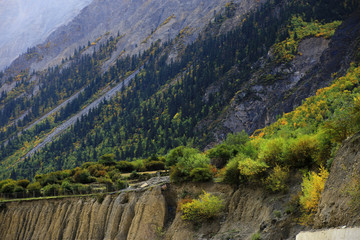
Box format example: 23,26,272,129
314,132,360,228
210,9,360,141
0,187,164,240
0,180,302,240
3,131,360,240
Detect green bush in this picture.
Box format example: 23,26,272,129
0,179,16,193
17,179,30,188
81,162,96,169
107,170,122,182
170,166,189,183
1,182,16,193
34,174,46,187
285,135,319,167
239,141,259,159
189,167,213,182
207,144,239,168
259,138,286,166
99,153,116,166
27,182,41,196
13,185,25,193
323,109,354,143
71,183,91,194
116,180,127,190
59,170,72,179
169,151,211,183
144,161,165,171
97,177,114,191
238,157,268,182
176,152,210,173
38,173,60,187
131,159,146,172
180,191,224,223
87,164,108,177
315,131,334,166
223,157,240,185
146,154,165,163
116,161,135,173
224,130,249,146
0,179,13,189
73,169,95,184
165,146,199,167
42,184,61,196
264,165,289,193
166,146,185,167
60,181,73,195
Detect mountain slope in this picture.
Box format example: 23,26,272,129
0,0,93,71
211,10,360,141
3,0,262,76
0,0,266,178
1,1,360,239
1,0,358,180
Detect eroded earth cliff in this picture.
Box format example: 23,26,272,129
3,130,360,239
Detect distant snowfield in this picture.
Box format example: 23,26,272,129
0,0,93,70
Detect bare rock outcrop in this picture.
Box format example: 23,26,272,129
1,171,356,240
314,132,360,228
127,186,167,240
212,9,360,140
0,188,166,240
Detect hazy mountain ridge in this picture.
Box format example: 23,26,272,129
0,0,93,71
4,0,262,77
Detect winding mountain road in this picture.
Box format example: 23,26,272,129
23,69,140,158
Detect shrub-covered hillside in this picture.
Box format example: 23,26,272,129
0,0,357,181
1,35,360,229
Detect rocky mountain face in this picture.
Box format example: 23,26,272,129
0,181,288,240
210,9,360,142
314,132,360,228
4,0,263,76
0,0,93,71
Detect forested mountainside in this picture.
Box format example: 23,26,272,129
1,0,360,239
0,0,358,180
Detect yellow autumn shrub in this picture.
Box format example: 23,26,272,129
299,167,329,225
180,191,224,222
264,165,289,193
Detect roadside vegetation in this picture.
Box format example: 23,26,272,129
0,0,359,228
0,153,166,199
